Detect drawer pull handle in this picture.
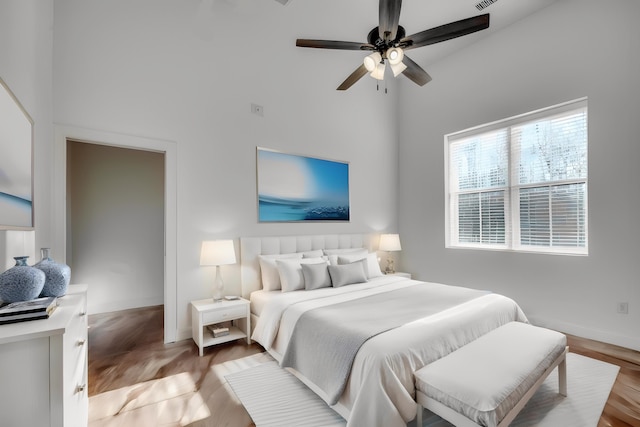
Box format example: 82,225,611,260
77,339,86,346
76,384,87,394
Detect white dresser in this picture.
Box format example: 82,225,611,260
0,284,88,427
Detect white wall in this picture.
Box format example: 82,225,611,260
67,141,165,313
52,0,399,339
0,1,54,264
398,0,640,350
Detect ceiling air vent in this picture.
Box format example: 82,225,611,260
475,0,498,11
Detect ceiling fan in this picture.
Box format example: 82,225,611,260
295,0,490,90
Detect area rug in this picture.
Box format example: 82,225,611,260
225,353,619,427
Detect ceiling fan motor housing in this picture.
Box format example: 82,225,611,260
367,26,407,55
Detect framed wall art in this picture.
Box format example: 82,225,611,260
0,78,34,230
257,147,350,222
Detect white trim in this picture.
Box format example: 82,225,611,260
53,125,178,343
528,315,640,352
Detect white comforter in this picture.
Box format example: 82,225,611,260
251,276,528,427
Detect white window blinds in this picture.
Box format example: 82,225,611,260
446,99,588,255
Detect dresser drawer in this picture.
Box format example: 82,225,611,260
202,305,246,325
64,302,88,370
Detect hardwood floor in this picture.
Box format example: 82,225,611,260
88,305,640,426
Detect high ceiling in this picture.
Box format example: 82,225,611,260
275,0,561,68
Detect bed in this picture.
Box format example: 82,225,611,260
240,234,528,427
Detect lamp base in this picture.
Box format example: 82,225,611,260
384,257,395,275
213,265,224,302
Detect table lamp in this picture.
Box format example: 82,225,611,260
379,233,401,274
200,240,236,302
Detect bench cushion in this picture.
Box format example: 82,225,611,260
415,322,566,427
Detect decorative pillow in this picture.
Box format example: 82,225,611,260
328,261,368,288
259,253,303,291
324,248,368,266
300,249,324,258
322,248,368,256
302,263,332,290
277,258,327,293
338,253,384,279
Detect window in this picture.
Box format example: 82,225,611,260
446,98,588,255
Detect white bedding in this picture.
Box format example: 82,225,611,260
248,289,274,316
251,276,528,427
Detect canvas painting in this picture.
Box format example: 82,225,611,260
257,148,350,222
0,79,33,229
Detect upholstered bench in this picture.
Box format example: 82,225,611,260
415,322,567,427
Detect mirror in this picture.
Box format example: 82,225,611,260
0,77,34,229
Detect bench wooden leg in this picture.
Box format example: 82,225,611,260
558,354,567,396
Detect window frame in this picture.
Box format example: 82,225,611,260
445,98,588,256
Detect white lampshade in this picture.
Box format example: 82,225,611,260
363,52,382,72
379,234,402,252
390,61,407,77
200,240,236,266
370,62,386,80
386,47,404,65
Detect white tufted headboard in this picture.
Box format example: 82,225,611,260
240,234,379,299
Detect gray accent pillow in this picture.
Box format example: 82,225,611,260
302,263,332,290
328,260,368,287
338,253,384,279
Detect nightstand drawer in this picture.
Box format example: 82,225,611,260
202,305,246,325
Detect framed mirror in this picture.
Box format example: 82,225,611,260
0,77,34,229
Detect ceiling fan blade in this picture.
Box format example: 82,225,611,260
401,55,432,86
337,64,369,91
379,0,402,41
296,39,374,51
401,14,489,50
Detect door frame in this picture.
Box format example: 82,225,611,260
54,125,177,343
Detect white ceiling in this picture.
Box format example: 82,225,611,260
276,0,561,68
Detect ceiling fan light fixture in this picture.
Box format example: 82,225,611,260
387,47,404,65
363,52,382,72
370,62,386,80
390,61,407,77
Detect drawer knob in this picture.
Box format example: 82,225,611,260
76,384,87,394
77,339,86,346
79,311,87,317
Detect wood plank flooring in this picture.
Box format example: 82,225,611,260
88,305,640,426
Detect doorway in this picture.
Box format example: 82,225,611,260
66,141,164,314
54,126,177,342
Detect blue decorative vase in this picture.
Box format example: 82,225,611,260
0,256,46,303
35,248,71,298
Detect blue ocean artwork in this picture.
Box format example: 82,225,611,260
0,192,33,227
258,149,349,222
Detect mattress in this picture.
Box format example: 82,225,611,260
249,289,275,316
251,276,528,427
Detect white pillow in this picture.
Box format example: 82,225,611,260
277,258,327,292
324,248,368,266
323,248,368,255
300,249,324,258
338,252,384,279
259,253,303,291
328,260,368,287
302,263,332,290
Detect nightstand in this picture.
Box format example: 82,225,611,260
191,297,250,356
387,272,411,279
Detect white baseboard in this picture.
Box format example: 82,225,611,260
88,296,163,315
528,315,640,352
